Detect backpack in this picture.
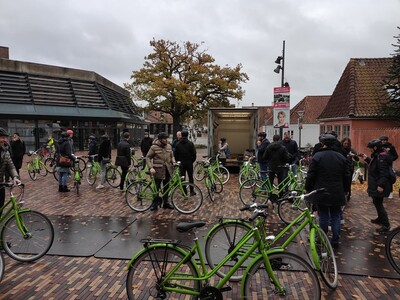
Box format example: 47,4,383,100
225,146,231,158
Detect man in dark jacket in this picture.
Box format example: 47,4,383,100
174,130,197,195
116,132,132,191
305,134,351,249
364,139,393,233
256,132,270,182
140,132,153,157
281,132,298,174
10,132,26,175
263,134,291,197
57,132,76,192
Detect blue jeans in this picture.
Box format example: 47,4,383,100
317,205,341,244
59,171,68,186
259,162,269,183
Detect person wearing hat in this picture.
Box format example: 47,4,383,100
146,132,175,210
305,134,351,249
363,139,393,233
115,132,132,191
56,131,76,192
0,128,22,212
87,135,98,163
174,130,197,195
256,132,270,182
96,134,112,189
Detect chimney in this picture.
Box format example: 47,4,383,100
0,46,9,59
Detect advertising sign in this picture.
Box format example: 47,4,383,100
273,86,290,128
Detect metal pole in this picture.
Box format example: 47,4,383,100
281,40,285,87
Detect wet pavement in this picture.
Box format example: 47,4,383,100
1,140,400,299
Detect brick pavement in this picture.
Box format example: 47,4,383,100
1,147,400,299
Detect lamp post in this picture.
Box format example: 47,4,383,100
297,110,304,149
274,40,288,139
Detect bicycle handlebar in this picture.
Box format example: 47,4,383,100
0,182,24,189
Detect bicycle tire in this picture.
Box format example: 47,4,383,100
277,191,309,225
74,179,80,195
0,251,4,283
311,227,338,289
27,163,37,181
239,179,269,206
44,157,56,174
86,164,98,185
214,174,223,194
205,220,254,281
1,210,54,262
238,168,258,186
38,162,48,177
206,178,215,202
125,181,153,212
126,246,200,300
106,166,122,188
243,252,321,299
194,162,205,181
386,226,400,275
171,183,203,214
213,165,230,184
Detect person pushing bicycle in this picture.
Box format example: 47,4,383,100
0,127,22,213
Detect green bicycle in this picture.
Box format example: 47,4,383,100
0,183,54,262
201,159,223,202
205,188,338,289
26,149,48,180
238,155,260,185
194,154,230,184
126,203,321,299
125,162,203,214
72,157,83,195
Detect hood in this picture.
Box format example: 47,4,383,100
269,142,283,151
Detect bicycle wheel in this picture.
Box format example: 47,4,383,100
86,165,98,185
205,178,215,202
213,165,230,184
205,221,253,281
72,157,86,173
214,175,223,194
386,226,400,275
106,166,122,188
125,181,153,212
27,163,37,181
243,252,321,299
311,227,338,289
239,179,269,205
38,162,48,176
239,168,258,186
44,157,56,174
0,251,4,283
1,210,54,262
126,246,200,300
171,183,203,214
194,162,205,181
277,192,309,225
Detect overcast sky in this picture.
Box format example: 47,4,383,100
1,0,399,108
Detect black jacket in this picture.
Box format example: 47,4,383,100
257,138,270,164
140,137,153,156
305,147,350,206
98,139,112,163
116,139,131,166
10,139,25,159
174,137,196,164
281,139,298,164
365,152,393,197
57,137,74,166
263,142,291,172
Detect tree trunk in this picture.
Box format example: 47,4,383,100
172,115,182,137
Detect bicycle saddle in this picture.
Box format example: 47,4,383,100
176,222,206,233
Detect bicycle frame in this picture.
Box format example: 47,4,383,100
144,166,187,199
128,216,286,297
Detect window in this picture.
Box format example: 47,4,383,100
343,125,350,138
334,125,341,139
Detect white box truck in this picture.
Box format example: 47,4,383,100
207,107,259,167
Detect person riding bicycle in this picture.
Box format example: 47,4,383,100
0,128,22,213
305,133,351,249
146,132,175,210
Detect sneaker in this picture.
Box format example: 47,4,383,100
340,219,345,225
96,184,105,189
370,218,382,225
377,226,390,234
388,192,393,199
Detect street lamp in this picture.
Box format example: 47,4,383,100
274,40,286,87
297,110,304,149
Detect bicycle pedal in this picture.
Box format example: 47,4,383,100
220,286,232,292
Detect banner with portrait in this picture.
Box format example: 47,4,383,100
273,108,290,128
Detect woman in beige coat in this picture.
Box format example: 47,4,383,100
146,132,175,210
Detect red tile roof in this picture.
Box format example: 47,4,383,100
318,58,392,120
290,96,330,124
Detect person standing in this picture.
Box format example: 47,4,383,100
363,139,393,233
341,137,359,201
56,132,75,192
146,132,175,210
256,132,270,182
140,131,153,157
88,135,98,162
10,132,26,175
263,134,291,197
174,130,197,195
218,137,229,166
305,134,350,249
380,135,398,199
0,128,22,214
66,129,75,154
115,132,132,191
281,132,299,174
96,134,112,189
172,131,182,153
